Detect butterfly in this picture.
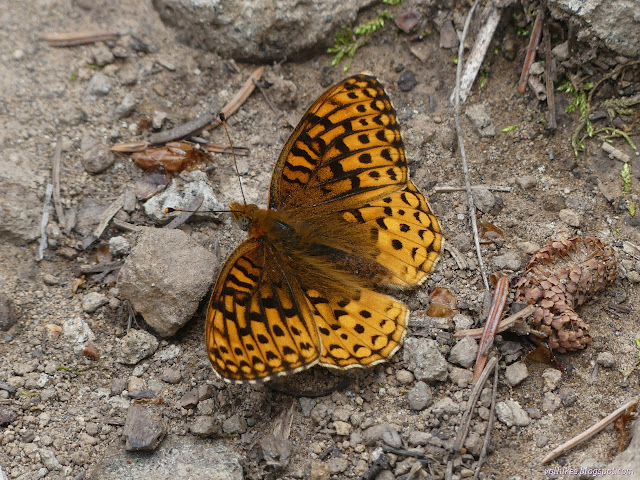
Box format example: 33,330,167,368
206,74,443,383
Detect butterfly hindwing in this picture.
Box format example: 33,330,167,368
206,239,321,383
304,288,407,368
269,74,407,210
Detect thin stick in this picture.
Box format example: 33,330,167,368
149,66,265,144
454,304,535,339
79,261,124,275
518,11,543,94
111,218,142,232
110,141,150,152
450,1,502,104
540,398,639,465
202,66,265,133
473,275,508,383
38,184,54,261
434,185,513,193
83,195,125,249
149,113,217,145
453,0,490,292
51,137,66,227
446,356,498,480
40,30,120,47
542,4,557,130
473,361,499,480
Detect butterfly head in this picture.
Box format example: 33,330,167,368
229,201,259,232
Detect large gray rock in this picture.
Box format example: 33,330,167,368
152,0,376,62
117,228,218,337
549,0,640,58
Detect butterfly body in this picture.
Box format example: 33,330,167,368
207,75,443,383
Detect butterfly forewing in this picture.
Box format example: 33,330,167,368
206,239,321,383
269,75,407,209
342,181,443,287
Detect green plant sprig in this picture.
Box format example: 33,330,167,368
328,7,395,71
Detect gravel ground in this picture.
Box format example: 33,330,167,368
1,1,639,479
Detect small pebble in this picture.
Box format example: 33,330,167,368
160,368,182,384
496,400,530,426
395,369,414,385
559,208,581,227
542,392,561,413
0,294,17,331
397,70,417,92
116,329,159,365
86,72,113,96
114,93,137,119
439,20,459,49
407,381,432,411
448,336,478,368
109,236,131,257
190,416,221,437
542,368,562,392
516,175,537,189
123,405,166,451
82,292,108,313
327,457,349,474
492,251,523,271
333,420,351,436
222,414,248,435
596,352,616,368
505,362,529,387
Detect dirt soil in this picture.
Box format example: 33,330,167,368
1,1,640,480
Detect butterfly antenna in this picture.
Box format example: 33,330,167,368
219,112,247,206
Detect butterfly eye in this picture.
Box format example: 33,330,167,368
237,216,252,231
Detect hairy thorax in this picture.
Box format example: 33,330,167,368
228,201,392,296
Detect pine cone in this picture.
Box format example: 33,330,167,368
514,237,617,352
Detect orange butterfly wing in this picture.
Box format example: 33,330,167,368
206,74,443,382
206,238,321,383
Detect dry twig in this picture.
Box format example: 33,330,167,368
602,142,632,163
444,244,469,270
453,0,490,292
38,184,54,261
110,141,150,152
149,66,265,144
540,398,638,464
454,304,535,339
473,275,508,383
473,362,499,480
203,66,265,133
51,137,66,227
79,261,124,275
83,195,125,249
434,185,513,193
518,11,543,94
541,4,557,129
40,30,120,47
450,1,502,104
446,356,499,480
